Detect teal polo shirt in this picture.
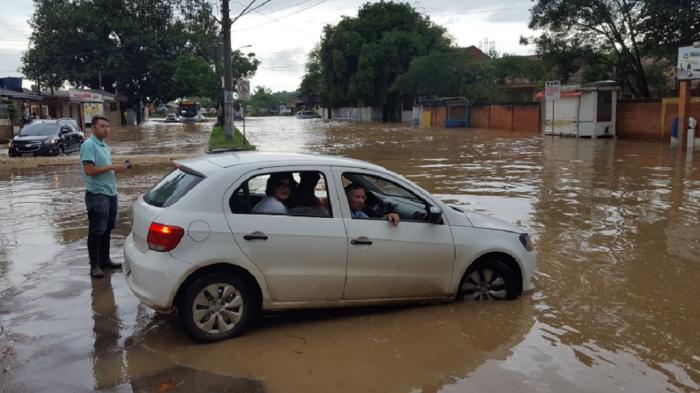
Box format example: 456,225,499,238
80,135,117,196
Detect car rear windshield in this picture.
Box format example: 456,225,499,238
143,168,203,208
19,123,57,136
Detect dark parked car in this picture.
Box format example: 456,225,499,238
8,119,84,157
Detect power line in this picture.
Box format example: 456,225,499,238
231,0,328,33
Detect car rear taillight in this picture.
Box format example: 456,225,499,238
147,222,185,252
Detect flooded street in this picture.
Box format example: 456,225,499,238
1,117,699,392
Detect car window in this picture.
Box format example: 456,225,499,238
19,123,57,136
230,170,332,218
342,172,431,222
143,168,204,208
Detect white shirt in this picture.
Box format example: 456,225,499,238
252,196,287,214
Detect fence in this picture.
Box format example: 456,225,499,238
617,98,700,141
470,103,540,133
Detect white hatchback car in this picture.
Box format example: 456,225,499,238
124,152,537,342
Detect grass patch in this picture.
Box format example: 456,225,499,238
208,124,256,151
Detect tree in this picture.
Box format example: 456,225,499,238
641,0,700,62
21,0,259,107
173,54,219,99
310,1,451,109
393,50,549,104
528,0,650,97
392,50,476,98
247,86,277,115
299,45,323,103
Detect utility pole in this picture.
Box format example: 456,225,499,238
222,0,234,141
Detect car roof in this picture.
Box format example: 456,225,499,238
31,118,77,125
176,152,386,175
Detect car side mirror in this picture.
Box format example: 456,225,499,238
427,205,442,224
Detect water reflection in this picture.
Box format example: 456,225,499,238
0,118,699,392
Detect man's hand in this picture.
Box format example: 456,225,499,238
111,163,127,173
385,213,400,226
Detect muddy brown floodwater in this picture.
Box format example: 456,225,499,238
1,117,699,392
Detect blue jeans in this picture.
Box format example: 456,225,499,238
85,192,117,236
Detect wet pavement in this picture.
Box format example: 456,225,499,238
1,117,699,392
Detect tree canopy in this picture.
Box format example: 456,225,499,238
307,1,451,108
527,0,700,97
392,50,550,104
22,0,259,105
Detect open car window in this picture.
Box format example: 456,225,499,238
230,171,332,218
342,172,432,222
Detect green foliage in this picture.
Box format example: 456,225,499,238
392,50,476,98
208,124,255,151
311,1,451,107
526,0,699,98
173,54,219,100
21,0,259,105
247,86,277,115
640,0,700,62
393,50,548,104
299,45,323,101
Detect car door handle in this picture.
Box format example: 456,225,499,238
351,237,373,246
243,232,268,241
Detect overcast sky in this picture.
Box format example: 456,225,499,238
0,0,537,92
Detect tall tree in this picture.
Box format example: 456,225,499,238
21,0,259,106
528,0,650,97
312,1,451,108
641,0,700,61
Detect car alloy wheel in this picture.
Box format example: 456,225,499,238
459,258,517,300
192,283,243,335
180,272,254,342
460,269,508,300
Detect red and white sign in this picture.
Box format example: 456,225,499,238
69,90,103,102
545,80,561,101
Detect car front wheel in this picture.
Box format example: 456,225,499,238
179,272,254,342
458,257,518,301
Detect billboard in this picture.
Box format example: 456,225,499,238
678,46,700,80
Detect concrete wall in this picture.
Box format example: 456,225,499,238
470,103,540,133
330,106,382,122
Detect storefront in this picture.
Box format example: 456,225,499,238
44,89,122,131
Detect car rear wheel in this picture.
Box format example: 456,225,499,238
458,258,518,301
179,272,254,342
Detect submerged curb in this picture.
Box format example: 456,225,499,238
0,153,196,169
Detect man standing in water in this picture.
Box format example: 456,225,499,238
80,115,126,278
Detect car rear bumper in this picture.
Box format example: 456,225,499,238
124,233,191,312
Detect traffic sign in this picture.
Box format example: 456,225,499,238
224,90,237,103
545,80,561,101
237,80,251,100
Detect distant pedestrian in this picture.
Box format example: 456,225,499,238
80,115,126,278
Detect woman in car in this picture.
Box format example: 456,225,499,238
252,172,296,214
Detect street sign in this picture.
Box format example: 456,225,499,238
545,80,561,100
677,46,700,80
237,80,251,100
224,90,237,103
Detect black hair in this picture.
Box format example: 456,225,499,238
265,172,296,196
92,115,110,126
345,183,365,195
